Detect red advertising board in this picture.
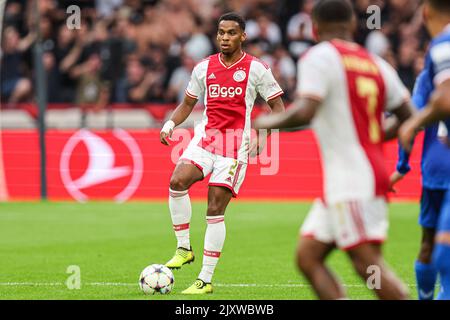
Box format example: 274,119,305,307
0,129,423,202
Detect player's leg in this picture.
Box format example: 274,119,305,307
182,156,246,294
296,237,345,299
415,188,444,300
182,185,233,294
165,161,204,269
299,199,345,299
346,243,409,300
433,190,450,300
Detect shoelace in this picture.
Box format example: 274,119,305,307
176,248,189,258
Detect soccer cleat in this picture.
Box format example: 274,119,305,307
165,247,195,269
181,279,213,294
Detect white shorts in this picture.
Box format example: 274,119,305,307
179,143,247,197
300,198,388,250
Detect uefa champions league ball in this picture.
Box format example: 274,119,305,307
139,264,174,295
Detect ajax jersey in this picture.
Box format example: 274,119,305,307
296,40,410,204
185,52,283,163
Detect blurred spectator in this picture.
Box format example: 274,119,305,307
72,52,110,112
166,53,196,103
0,0,434,110
0,26,34,105
286,0,315,57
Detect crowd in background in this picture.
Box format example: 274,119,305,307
0,0,428,109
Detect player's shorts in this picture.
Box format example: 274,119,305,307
419,188,447,229
179,142,247,197
300,198,388,250
437,189,450,233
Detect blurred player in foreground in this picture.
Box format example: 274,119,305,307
255,0,413,299
399,0,450,300
390,69,450,300
159,13,285,294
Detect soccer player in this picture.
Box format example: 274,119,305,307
390,70,450,300
398,0,450,300
159,12,285,294
255,0,413,299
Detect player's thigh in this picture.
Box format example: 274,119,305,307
419,188,446,229
300,199,335,247
206,185,233,216
209,156,247,197
170,162,204,191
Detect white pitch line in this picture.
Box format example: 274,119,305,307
0,282,417,288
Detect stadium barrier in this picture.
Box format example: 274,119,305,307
0,128,423,202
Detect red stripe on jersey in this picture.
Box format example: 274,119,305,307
349,201,366,240
207,217,225,224
173,223,189,231
232,163,243,188
331,40,389,198
204,249,221,258
267,90,284,101
200,53,253,159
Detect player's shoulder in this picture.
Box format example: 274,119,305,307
192,55,214,75
248,54,271,71
299,41,337,63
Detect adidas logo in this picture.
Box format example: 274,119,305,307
208,73,216,80
225,177,232,183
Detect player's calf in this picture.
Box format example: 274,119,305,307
347,244,409,300
433,233,450,300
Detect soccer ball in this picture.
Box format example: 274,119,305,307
139,264,174,295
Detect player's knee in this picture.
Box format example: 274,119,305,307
296,247,318,274
418,241,434,263
206,203,225,216
169,176,189,191
349,255,372,278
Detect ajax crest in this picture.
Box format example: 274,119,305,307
233,70,246,82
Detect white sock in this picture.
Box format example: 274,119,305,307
169,188,192,250
198,215,226,283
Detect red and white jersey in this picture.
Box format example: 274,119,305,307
185,52,283,163
297,40,410,204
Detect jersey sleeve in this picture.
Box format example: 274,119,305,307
430,41,450,85
376,57,410,111
396,142,412,175
185,64,204,99
296,48,330,101
256,67,284,101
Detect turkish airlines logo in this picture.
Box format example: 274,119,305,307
60,129,143,202
208,84,243,98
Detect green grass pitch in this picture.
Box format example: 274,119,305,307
0,201,421,300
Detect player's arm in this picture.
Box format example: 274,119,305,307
250,95,285,157
399,79,450,151
254,97,320,130
383,101,415,141
160,63,204,146
160,95,197,146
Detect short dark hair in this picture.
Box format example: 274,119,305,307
218,12,246,31
427,0,450,13
312,0,354,23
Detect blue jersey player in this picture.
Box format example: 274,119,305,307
390,69,450,300
399,0,450,300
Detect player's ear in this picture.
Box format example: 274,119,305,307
241,31,247,42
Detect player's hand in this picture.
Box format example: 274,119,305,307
389,171,404,193
160,120,175,146
398,119,418,152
